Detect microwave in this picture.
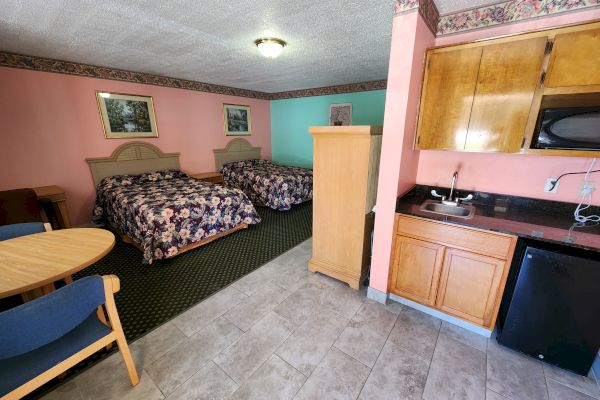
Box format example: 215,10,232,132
532,107,600,151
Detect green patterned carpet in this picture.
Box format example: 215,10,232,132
75,201,312,341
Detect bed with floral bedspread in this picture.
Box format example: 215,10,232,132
221,159,312,211
92,170,260,264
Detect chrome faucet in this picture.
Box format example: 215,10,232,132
448,171,458,202
431,171,473,206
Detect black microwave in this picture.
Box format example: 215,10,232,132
532,107,600,150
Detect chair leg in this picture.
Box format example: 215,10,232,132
116,336,139,386
63,275,73,285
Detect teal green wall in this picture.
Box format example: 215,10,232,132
270,90,386,167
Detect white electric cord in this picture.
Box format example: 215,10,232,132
574,158,600,223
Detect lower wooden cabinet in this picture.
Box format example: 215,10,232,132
389,214,517,330
389,236,444,306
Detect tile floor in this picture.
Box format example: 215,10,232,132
42,239,600,400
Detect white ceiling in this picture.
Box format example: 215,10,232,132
0,0,502,93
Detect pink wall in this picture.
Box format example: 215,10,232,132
369,8,600,297
370,11,435,293
419,8,600,206
0,67,271,226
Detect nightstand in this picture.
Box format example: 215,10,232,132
189,172,224,184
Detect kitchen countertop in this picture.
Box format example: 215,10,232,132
396,185,600,252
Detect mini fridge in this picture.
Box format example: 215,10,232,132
496,239,600,375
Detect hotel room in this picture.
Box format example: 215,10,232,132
0,1,599,399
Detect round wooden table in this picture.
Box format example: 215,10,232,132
0,228,115,299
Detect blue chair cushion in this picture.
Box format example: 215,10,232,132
0,222,46,241
0,311,111,396
0,276,106,359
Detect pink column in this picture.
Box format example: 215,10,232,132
368,11,434,302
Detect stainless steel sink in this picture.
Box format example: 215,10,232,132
419,200,475,219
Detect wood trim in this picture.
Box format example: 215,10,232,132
213,138,261,171
309,125,383,137
395,214,514,260
86,141,181,187
113,222,248,257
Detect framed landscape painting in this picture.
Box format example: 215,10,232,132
223,104,252,136
96,91,159,138
329,103,352,126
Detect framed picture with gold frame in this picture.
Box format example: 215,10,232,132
96,91,159,138
223,104,252,136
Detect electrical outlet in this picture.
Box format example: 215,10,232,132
579,181,596,197
545,178,559,193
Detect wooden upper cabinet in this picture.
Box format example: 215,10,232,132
416,47,482,150
545,28,600,88
436,248,506,328
465,37,547,152
389,235,444,306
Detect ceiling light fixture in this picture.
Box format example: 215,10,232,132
255,37,286,58
98,92,111,98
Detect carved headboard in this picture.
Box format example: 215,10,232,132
213,138,261,170
86,142,181,187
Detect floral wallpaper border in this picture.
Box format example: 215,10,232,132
395,0,599,36
438,0,600,36
0,51,387,100
394,0,440,35
270,80,388,100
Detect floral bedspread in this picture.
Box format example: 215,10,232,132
93,170,260,264
221,159,312,211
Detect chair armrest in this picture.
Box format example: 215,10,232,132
101,275,120,294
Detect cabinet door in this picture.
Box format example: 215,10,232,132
389,235,445,306
465,37,547,152
416,47,482,150
546,28,600,87
436,248,506,328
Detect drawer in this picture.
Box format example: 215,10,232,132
395,214,515,260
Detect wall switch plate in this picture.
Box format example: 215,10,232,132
545,178,558,193
580,181,596,197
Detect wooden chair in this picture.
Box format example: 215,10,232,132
0,275,139,399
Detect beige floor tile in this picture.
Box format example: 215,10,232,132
295,347,371,400
422,334,486,400
387,308,441,361
223,282,290,331
487,389,510,400
166,361,238,400
145,317,243,396
214,311,296,383
439,321,488,353
130,322,187,370
544,363,600,399
334,323,388,368
359,341,429,400
273,281,331,325
487,339,548,400
230,355,306,400
231,267,273,296
40,381,82,400
171,285,247,337
547,378,597,400
76,368,163,400
276,307,349,376
322,284,366,319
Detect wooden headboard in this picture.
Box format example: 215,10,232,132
86,142,181,187
213,138,261,170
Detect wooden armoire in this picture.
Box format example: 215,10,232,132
308,125,382,289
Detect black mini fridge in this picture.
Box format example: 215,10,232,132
496,240,600,375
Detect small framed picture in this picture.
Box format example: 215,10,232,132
96,91,159,138
329,103,352,126
223,104,252,136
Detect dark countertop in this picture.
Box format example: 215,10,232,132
396,185,600,252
